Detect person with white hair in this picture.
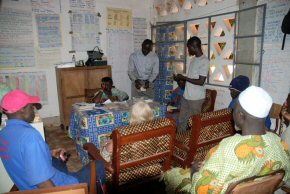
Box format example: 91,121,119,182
163,86,290,194
100,101,154,162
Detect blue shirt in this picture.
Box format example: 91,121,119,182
0,119,78,190
228,99,271,129
170,87,184,109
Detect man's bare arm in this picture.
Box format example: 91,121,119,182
37,180,55,189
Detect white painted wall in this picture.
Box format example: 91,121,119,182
1,0,153,118
154,0,290,111
152,0,238,24
153,0,239,110
2,0,289,118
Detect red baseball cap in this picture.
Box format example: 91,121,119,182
1,89,42,113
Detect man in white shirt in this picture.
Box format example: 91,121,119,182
128,39,159,99
174,36,209,132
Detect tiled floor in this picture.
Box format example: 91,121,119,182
44,125,83,172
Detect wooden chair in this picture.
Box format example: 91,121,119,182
201,88,217,113
5,183,88,194
269,103,282,134
83,118,176,192
173,108,235,168
225,169,285,194
85,88,99,103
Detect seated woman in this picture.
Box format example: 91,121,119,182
92,77,128,104
164,86,290,194
100,100,154,162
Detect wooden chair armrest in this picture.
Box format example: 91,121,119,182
83,143,114,173
281,185,290,193
174,140,190,151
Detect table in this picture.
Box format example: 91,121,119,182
68,101,166,164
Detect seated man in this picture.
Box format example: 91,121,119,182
164,86,290,194
228,75,250,109
168,80,185,110
92,77,128,104
0,90,106,193
167,80,185,125
229,75,271,129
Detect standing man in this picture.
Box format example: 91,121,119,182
174,36,209,132
128,39,159,99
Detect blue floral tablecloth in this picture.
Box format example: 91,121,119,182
68,101,166,164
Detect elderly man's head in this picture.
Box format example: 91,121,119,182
233,86,272,135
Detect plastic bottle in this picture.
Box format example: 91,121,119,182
72,55,76,65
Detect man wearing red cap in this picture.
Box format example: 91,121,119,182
0,90,105,192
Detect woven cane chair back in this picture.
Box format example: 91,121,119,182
109,118,176,186
173,108,235,168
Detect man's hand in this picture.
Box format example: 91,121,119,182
135,79,142,89
51,148,65,159
191,160,204,175
281,102,290,121
174,74,187,81
144,80,150,89
103,88,112,98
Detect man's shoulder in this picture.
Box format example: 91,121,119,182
199,55,210,63
130,50,141,57
149,52,158,59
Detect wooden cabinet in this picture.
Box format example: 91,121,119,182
55,66,112,128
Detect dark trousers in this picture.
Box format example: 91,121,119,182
52,157,106,194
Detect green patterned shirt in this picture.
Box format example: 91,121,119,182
164,132,290,194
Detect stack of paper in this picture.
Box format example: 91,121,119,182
167,105,178,112
73,103,95,111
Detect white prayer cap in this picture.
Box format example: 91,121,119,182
238,86,272,118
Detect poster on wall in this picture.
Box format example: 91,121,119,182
107,29,133,97
70,11,100,51
107,8,132,30
133,18,147,51
0,0,32,12
0,72,48,104
32,0,61,14
36,14,61,49
70,0,96,11
0,9,35,68
36,14,62,66
259,0,290,44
